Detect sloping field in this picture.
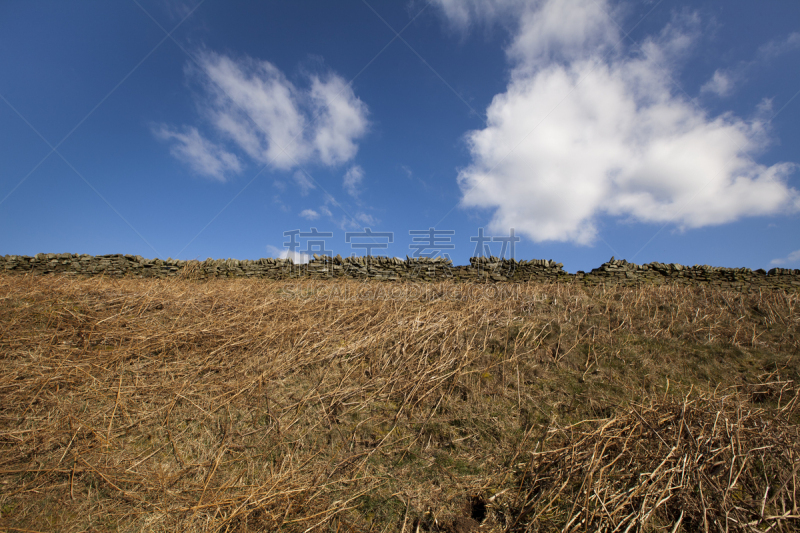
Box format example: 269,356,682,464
1,274,798,532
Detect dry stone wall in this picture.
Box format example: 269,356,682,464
1,253,799,291
578,257,800,292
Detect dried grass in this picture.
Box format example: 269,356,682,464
501,390,799,532
0,273,798,532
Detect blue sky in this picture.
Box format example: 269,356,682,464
1,0,799,272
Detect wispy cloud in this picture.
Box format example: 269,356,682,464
700,69,734,97
161,0,197,21
758,32,800,60
196,51,369,170
343,165,364,197
293,170,315,196
299,208,319,220
399,164,430,190
771,249,800,266
156,51,369,178
356,212,378,226
700,31,800,99
153,125,242,182
434,0,800,245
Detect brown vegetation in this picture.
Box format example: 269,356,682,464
0,272,798,532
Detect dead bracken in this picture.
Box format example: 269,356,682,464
0,273,798,532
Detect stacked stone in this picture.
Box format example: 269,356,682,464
580,257,666,285
300,255,453,281
1,253,798,290
454,257,566,282
761,267,800,291
1,253,180,278
302,255,564,282
578,257,800,291
191,257,308,280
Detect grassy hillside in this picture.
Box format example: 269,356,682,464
1,274,798,532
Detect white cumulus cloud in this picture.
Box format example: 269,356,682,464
153,125,242,182
434,0,800,245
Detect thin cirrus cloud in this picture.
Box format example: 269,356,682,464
434,0,800,245
155,51,369,181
